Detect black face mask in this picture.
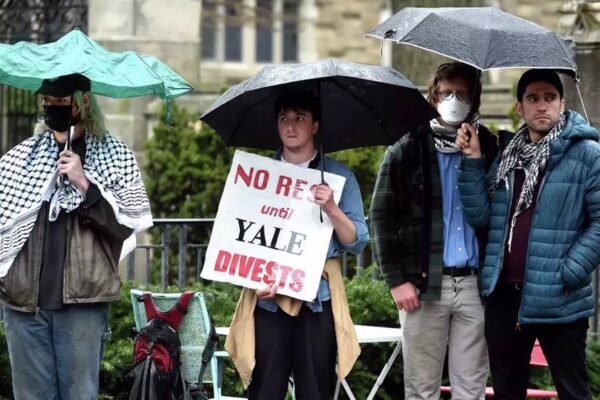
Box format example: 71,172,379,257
43,105,72,133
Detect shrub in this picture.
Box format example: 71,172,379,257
3,274,600,398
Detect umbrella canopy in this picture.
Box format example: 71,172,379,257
0,29,192,99
366,7,577,77
200,58,437,153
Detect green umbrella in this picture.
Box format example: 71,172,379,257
0,29,192,99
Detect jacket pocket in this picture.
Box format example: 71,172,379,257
0,254,38,310
560,260,591,292
63,216,122,303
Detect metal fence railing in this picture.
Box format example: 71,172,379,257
1,218,596,336
125,218,373,291
124,218,600,336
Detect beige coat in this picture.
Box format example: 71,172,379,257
224,258,360,388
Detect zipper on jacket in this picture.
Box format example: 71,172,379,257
34,204,50,313
516,169,549,325
491,172,515,293
63,216,72,304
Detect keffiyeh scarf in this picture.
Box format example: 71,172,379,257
489,114,565,250
0,130,153,277
431,114,481,153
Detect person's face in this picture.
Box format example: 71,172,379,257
432,77,472,108
277,107,318,152
42,94,80,120
516,81,564,137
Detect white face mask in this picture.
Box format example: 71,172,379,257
437,93,471,125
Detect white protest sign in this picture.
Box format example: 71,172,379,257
201,150,346,301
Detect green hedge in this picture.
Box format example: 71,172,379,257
1,269,600,399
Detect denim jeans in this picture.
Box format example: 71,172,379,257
2,303,109,400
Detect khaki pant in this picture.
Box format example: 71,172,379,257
400,275,488,400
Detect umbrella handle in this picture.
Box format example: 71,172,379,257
320,142,324,223
66,96,75,151
66,125,75,151
468,69,482,123
575,82,590,123
59,125,76,186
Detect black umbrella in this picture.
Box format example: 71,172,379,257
200,58,437,154
365,7,577,76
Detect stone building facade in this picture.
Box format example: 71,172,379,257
85,0,585,149
0,0,593,153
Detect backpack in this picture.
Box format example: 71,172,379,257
128,291,194,400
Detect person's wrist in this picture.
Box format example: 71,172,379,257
77,176,90,193
322,201,339,215
466,151,482,159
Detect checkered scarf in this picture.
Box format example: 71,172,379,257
431,114,480,153
489,114,565,250
0,130,153,277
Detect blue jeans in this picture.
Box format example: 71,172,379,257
3,303,109,400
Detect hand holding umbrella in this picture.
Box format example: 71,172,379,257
201,58,437,222
313,182,358,242
58,149,89,193
456,123,481,159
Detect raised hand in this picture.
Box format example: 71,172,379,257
58,149,89,192
456,123,482,159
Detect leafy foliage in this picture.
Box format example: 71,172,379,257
330,147,386,212
507,81,522,131
3,277,600,398
343,266,402,399
145,104,234,219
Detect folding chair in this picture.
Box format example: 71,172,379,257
131,289,242,400
440,340,558,399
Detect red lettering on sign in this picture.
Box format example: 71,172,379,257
214,250,231,272
293,179,308,200
251,258,265,282
290,269,306,292
234,164,269,190
264,261,278,284
212,250,306,294
275,175,292,196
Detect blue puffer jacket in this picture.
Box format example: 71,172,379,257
458,110,600,324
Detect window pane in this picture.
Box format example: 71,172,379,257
201,1,217,59
225,3,242,61
255,0,273,62
283,1,298,62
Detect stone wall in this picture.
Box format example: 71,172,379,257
86,0,584,147
313,0,387,63
88,0,201,154
558,1,600,129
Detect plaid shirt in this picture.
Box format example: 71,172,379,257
370,125,496,299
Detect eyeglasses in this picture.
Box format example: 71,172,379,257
436,90,470,102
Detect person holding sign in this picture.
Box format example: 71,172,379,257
224,91,369,400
